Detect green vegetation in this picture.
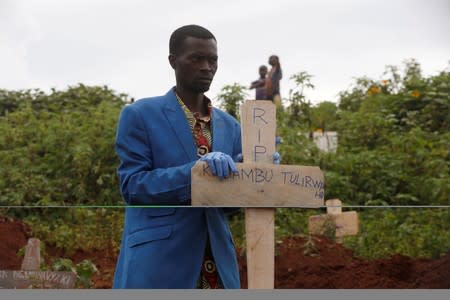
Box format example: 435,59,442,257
0,59,448,261
52,257,99,288
23,208,123,255
216,83,248,119
224,59,449,259
0,85,126,207
345,208,450,259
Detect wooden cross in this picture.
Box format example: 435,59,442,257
308,199,359,243
0,238,76,289
192,100,324,289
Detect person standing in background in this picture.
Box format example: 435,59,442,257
249,65,268,100
265,55,282,106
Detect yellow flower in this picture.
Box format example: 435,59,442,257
381,80,389,85
367,86,381,95
411,90,421,98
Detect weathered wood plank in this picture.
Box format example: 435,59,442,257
326,199,342,215
245,207,274,288
0,238,76,289
240,100,276,164
21,238,40,271
191,161,324,207
241,100,276,289
0,270,76,289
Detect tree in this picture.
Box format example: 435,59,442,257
311,101,338,131
216,83,247,119
287,71,315,130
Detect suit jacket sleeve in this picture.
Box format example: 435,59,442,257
115,104,195,206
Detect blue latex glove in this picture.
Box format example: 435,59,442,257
273,152,281,164
233,153,243,163
275,136,283,145
200,152,238,179
233,152,281,164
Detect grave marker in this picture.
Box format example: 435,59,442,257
191,99,324,207
0,238,76,289
308,199,359,243
21,238,40,271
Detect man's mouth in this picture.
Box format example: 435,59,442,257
196,77,213,83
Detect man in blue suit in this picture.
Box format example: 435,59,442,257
113,25,243,288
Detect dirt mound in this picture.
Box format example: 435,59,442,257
1,218,449,288
238,236,450,288
0,217,31,269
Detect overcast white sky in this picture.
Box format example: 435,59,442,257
1,0,449,105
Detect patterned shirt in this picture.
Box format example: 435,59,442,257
176,94,223,289
176,93,222,288
176,93,213,156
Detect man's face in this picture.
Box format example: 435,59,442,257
259,67,267,77
169,37,218,93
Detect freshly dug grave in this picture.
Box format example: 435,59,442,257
238,236,450,288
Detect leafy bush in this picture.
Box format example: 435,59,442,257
344,208,450,259
0,85,127,207
23,208,124,255
52,257,99,288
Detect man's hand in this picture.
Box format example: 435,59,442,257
272,152,281,164
200,152,238,179
233,153,243,163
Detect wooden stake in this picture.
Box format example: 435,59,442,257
241,100,276,289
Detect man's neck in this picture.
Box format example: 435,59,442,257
176,87,207,115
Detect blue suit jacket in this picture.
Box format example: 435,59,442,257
113,88,242,288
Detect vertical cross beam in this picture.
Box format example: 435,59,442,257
21,238,41,271
240,100,276,289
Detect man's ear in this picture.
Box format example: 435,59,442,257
168,54,176,69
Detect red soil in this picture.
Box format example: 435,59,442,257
0,216,31,269
239,236,450,288
1,217,449,288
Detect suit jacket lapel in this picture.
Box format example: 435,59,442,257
162,89,198,161
212,108,225,152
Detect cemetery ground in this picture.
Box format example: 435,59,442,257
1,212,449,289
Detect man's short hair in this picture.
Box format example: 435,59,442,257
169,24,216,55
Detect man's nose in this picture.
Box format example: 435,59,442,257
199,59,213,71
